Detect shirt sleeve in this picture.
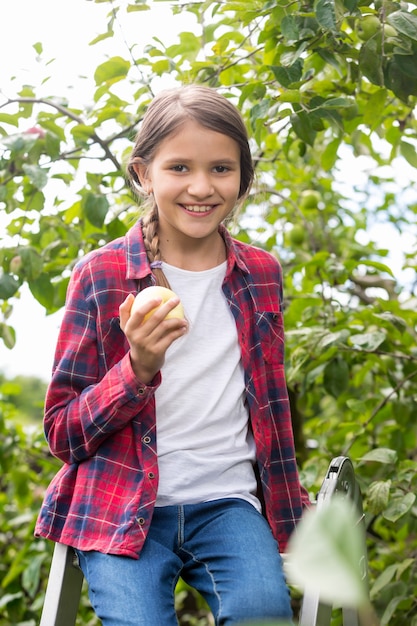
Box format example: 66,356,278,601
43,261,160,465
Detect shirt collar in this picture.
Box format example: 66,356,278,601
125,220,152,280
219,224,250,277
124,219,250,280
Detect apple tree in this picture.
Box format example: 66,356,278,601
1,0,417,623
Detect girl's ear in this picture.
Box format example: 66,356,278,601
132,162,152,192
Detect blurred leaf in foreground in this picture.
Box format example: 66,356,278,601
285,497,368,608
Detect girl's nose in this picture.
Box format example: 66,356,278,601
188,172,214,198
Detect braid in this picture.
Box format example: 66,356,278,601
141,207,171,289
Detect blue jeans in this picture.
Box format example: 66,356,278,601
76,498,293,625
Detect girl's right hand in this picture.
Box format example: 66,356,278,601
119,293,188,384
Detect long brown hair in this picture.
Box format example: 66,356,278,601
127,84,254,287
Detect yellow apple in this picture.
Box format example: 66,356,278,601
131,285,184,322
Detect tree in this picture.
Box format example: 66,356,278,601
0,374,47,422
1,0,416,623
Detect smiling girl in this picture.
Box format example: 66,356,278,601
36,84,310,625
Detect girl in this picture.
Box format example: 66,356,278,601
36,84,310,625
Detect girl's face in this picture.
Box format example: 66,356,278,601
134,119,241,248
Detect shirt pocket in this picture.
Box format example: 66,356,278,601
255,311,285,365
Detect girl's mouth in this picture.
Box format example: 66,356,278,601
181,204,217,214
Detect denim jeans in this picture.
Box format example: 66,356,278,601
76,498,293,625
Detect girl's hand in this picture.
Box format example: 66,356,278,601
119,293,188,384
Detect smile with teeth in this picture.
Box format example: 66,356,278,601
182,204,216,213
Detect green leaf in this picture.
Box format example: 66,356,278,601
370,563,398,598
315,0,337,32
358,259,394,276
392,52,417,79
26,190,45,211
281,15,300,41
271,60,303,87
359,39,384,86
321,137,341,170
286,497,369,607
385,57,417,100
367,480,391,515
19,247,43,280
383,492,416,522
0,323,16,349
83,193,109,228
380,595,408,626
0,273,20,299
400,140,417,168
374,312,407,332
387,11,417,41
28,274,55,309
22,553,46,599
94,56,130,86
21,164,48,190
0,113,20,127
361,447,398,464
317,329,349,349
363,89,388,129
291,111,317,146
323,356,349,397
370,559,414,599
127,3,150,12
349,330,386,351
0,592,24,610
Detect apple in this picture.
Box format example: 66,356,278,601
24,126,46,138
9,255,22,274
383,24,397,38
300,190,322,211
131,285,184,322
381,24,398,53
357,15,381,41
289,224,306,246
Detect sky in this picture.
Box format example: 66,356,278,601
0,0,195,381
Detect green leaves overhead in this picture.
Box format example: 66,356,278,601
94,56,131,86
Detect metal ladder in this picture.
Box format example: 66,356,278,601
298,456,368,626
40,456,368,626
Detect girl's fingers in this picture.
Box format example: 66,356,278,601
119,294,135,331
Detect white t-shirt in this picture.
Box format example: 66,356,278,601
154,261,260,512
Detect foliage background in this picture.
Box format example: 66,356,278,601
1,0,417,624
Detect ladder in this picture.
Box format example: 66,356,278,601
40,456,368,626
298,456,368,626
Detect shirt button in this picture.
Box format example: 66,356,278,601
143,436,151,444
137,517,145,525
137,387,145,396
148,472,155,479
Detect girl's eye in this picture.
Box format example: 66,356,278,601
214,165,229,173
171,164,187,172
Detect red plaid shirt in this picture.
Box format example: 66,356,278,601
35,220,310,557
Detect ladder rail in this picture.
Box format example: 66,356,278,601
39,542,83,626
298,456,368,626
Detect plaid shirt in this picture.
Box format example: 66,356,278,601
35,220,310,557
